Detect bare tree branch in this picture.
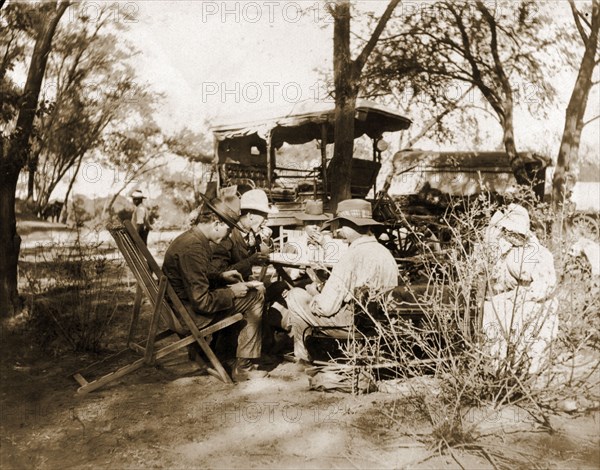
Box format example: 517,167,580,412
569,0,590,43
354,0,401,73
583,114,600,127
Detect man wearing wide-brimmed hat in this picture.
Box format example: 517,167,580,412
131,189,152,244
285,199,398,366
162,193,267,381
294,199,333,247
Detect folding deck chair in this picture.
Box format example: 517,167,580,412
72,220,243,394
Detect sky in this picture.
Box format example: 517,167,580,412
121,1,598,149
124,1,334,130
15,0,598,198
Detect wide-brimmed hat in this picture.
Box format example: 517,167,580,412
327,199,382,227
131,189,146,199
240,189,276,214
295,200,332,222
198,193,245,232
497,203,530,235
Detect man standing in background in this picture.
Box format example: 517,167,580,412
131,189,152,245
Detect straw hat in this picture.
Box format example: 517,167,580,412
327,199,382,226
295,200,332,222
131,189,146,199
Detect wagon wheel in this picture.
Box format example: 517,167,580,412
393,226,422,258
572,214,599,241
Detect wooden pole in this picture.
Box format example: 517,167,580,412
321,123,328,201
266,131,273,197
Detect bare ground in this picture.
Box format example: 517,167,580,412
2,223,599,469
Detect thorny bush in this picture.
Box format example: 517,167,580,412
338,187,599,458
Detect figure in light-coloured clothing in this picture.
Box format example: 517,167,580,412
481,203,558,374
131,189,152,245
286,199,398,363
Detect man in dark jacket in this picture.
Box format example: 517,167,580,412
162,194,266,381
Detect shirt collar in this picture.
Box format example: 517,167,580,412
348,234,378,249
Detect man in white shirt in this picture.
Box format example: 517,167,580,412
285,199,399,364
131,189,152,244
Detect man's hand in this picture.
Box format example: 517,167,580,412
305,282,321,297
254,243,271,264
229,282,249,298
222,270,244,283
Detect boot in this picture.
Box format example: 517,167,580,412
231,358,268,382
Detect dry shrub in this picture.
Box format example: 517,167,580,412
341,189,599,460
19,227,126,353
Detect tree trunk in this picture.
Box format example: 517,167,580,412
330,96,357,208
105,188,124,216
501,102,529,186
0,168,22,317
0,1,69,317
27,159,36,201
328,0,401,210
553,0,599,209
330,0,356,209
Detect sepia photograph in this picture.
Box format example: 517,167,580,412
1,0,599,468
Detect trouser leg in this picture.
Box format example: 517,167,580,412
285,288,313,361
286,287,352,362
262,281,289,352
233,288,264,359
265,281,288,306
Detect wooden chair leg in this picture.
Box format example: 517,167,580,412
144,276,168,365
76,357,147,394
128,285,143,345
189,314,243,384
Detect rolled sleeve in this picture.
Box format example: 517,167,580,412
311,258,353,317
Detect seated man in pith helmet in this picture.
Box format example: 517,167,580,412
162,193,266,382
210,189,290,355
284,199,399,367
210,189,275,281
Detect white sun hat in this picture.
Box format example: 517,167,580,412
240,189,276,214
497,203,531,235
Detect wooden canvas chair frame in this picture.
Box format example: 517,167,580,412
72,220,243,394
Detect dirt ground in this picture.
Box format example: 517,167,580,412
2,223,599,469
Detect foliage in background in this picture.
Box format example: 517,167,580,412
31,3,156,220
363,0,561,171
1,1,70,317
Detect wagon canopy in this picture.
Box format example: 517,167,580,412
210,99,412,147
391,150,551,196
